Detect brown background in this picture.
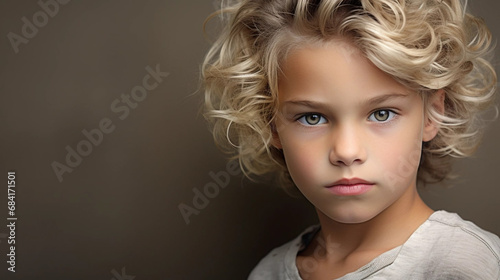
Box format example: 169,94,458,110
1,1,499,279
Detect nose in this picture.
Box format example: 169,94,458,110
329,124,366,166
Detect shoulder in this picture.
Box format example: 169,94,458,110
248,225,319,280
397,210,500,279
426,210,500,258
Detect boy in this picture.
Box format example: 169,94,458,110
202,0,500,278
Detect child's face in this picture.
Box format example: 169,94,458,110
273,40,438,224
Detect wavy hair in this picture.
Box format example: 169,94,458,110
202,0,497,188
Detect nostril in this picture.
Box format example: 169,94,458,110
334,157,361,167
330,143,365,166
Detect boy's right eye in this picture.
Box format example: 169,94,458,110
297,114,327,126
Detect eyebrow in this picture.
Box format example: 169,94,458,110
364,92,409,106
281,100,326,109
282,92,410,109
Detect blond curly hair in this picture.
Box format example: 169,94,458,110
202,0,497,188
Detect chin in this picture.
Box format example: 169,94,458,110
323,208,381,224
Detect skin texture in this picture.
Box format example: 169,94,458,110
273,40,444,279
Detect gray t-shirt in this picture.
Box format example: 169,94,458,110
248,210,500,279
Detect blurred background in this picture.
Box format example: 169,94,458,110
0,1,499,279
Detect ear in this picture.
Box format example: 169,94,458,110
422,89,445,142
271,122,283,149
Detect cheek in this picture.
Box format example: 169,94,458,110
375,127,423,184
281,136,325,186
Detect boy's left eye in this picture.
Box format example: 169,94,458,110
368,110,396,122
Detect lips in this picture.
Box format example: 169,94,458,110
331,178,373,186
327,178,374,196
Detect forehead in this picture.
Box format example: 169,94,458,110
278,40,411,103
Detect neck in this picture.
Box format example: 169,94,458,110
313,186,433,258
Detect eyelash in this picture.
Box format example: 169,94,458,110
296,109,399,126
296,113,327,126
368,109,398,123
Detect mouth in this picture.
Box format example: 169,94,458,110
326,178,374,196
